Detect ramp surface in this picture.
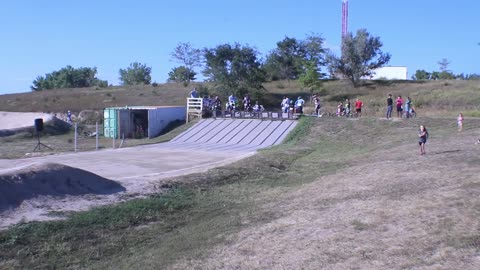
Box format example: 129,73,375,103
165,119,297,151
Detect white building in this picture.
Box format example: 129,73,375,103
369,66,408,80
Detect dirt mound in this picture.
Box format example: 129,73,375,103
0,163,126,212
0,111,53,130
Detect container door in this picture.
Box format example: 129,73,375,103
103,108,118,138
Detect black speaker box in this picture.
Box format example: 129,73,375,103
34,118,44,132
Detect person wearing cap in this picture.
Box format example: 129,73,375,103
295,96,305,114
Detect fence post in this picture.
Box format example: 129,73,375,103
74,123,78,152
119,133,125,148
95,121,99,150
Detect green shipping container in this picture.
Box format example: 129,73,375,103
103,108,118,138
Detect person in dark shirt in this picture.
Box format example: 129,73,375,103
386,94,393,119
418,125,429,155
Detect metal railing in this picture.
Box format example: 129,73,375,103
186,98,204,123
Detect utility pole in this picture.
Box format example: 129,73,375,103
342,0,349,39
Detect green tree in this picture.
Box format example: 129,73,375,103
412,69,431,80
327,29,391,87
302,33,327,67
170,42,203,86
438,71,455,80
168,66,197,86
266,37,305,80
203,43,266,99
437,58,455,80
264,34,326,81
119,62,152,85
438,58,450,72
466,73,480,80
31,66,107,91
299,61,323,96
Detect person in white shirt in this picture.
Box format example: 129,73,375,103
228,94,237,104
295,96,305,114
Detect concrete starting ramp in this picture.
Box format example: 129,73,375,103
163,119,297,152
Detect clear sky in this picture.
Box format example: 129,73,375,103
0,0,478,95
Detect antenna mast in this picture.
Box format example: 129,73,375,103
342,0,349,38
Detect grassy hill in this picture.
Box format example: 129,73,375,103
1,80,479,117
1,116,479,269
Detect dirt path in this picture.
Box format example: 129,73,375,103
0,144,254,228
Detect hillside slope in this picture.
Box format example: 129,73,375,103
0,80,478,117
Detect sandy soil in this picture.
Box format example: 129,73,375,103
0,111,53,130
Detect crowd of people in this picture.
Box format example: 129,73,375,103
189,88,265,116
188,87,474,156
388,94,416,119
335,98,364,117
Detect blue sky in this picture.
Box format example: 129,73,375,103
0,0,478,95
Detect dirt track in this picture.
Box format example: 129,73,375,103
0,143,254,228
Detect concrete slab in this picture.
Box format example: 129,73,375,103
0,145,254,182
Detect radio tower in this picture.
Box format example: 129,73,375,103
342,0,349,39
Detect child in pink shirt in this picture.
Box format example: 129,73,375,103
457,113,464,132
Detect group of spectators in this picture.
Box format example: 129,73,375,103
280,96,306,114
190,87,476,156
189,88,264,114
387,94,415,119
336,98,364,117
190,87,426,121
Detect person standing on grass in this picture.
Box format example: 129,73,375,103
418,125,429,155
386,94,393,119
457,113,464,132
313,95,321,116
344,98,351,117
355,98,363,117
337,101,344,116
396,95,403,118
405,97,412,118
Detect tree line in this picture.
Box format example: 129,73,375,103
34,29,478,97
412,58,479,81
